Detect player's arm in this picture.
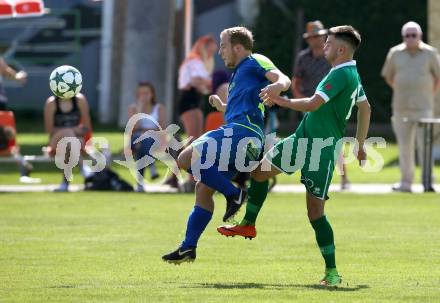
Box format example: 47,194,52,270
208,94,226,112
355,99,371,165
263,69,291,96
261,93,325,112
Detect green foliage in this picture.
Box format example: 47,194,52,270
253,0,427,122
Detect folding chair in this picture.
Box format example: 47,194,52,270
204,111,224,132
0,111,17,156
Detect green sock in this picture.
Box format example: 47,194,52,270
310,215,336,269
240,178,269,226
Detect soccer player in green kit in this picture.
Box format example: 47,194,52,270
218,25,371,287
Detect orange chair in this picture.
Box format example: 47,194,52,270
204,111,224,132
0,111,17,156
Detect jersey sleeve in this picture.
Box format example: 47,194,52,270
252,53,277,78
356,84,368,103
315,69,346,102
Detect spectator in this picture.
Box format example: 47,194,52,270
0,124,40,183
0,61,37,183
0,57,27,110
44,92,92,192
177,35,217,139
165,35,217,192
128,82,165,192
382,21,440,192
292,20,350,189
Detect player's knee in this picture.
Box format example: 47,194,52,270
195,181,215,202
306,204,324,221
250,170,268,182
177,148,191,170
307,210,321,221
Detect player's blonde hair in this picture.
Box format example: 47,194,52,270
221,26,254,51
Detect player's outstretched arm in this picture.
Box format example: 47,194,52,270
355,100,371,166
261,93,325,112
263,69,291,96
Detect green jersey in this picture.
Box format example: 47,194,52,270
305,60,367,140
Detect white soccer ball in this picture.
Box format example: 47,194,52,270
49,65,83,99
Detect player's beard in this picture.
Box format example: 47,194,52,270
225,52,237,68
324,50,336,64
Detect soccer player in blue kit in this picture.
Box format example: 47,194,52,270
162,26,290,263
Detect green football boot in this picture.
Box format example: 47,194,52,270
319,268,342,287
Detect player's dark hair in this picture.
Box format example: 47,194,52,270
137,81,156,105
221,26,254,51
328,25,361,51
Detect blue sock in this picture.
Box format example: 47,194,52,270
181,205,213,249
188,165,240,198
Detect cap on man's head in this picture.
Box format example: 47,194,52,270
401,21,422,36
303,20,328,39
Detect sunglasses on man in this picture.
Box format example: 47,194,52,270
403,33,418,39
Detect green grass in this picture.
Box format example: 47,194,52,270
0,192,439,302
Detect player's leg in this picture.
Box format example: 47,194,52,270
177,144,242,200
217,131,302,238
306,192,341,286
180,108,204,189
302,157,341,287
242,158,282,225
217,157,281,238
177,129,247,221
162,181,215,264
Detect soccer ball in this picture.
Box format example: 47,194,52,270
49,65,82,99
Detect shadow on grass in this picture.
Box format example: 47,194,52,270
48,285,76,289
179,282,370,292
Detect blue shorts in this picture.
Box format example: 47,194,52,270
191,122,264,180
131,131,156,161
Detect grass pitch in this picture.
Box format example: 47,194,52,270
0,192,439,302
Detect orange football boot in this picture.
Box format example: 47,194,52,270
217,224,257,239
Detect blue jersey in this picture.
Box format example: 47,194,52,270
225,54,276,136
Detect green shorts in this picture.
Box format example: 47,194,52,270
265,123,335,200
